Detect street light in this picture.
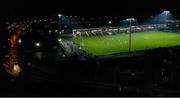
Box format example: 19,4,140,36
108,21,112,26
35,42,41,47
18,39,22,44
126,18,135,53
58,38,62,42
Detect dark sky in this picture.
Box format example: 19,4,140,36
0,0,179,18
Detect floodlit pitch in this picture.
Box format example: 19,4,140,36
73,31,180,56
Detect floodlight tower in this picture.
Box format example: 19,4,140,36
164,11,170,16
164,11,170,28
58,14,62,31
126,18,135,53
80,30,82,50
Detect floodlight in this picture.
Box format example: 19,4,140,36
58,14,62,17
144,10,173,24
126,18,135,21
126,18,131,21
164,11,170,14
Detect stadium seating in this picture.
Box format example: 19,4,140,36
72,24,166,37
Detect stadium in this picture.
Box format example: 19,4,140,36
45,12,180,96
2,10,180,96
2,0,180,96
72,25,180,56
57,11,180,59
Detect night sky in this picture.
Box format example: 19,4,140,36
0,0,179,18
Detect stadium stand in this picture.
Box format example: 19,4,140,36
72,24,167,37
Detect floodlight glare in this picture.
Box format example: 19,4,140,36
126,18,135,21
164,11,170,14
58,14,62,17
145,10,173,24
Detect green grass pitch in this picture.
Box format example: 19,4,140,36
73,31,180,56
